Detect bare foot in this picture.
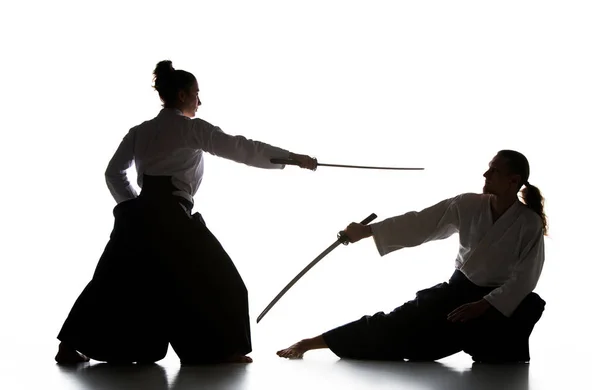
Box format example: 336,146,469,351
277,340,309,359
226,354,253,363
55,343,90,365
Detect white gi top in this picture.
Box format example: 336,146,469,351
370,192,545,317
105,108,290,205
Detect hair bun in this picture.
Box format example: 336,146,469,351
153,60,176,91
151,60,196,107
154,60,175,76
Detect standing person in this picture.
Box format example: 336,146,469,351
56,60,317,365
277,150,547,363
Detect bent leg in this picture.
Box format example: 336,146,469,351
462,293,546,363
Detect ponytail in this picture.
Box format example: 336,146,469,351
498,149,548,236
521,182,548,236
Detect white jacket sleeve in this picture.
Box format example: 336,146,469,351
187,118,290,169
370,195,462,257
105,129,138,203
483,229,545,317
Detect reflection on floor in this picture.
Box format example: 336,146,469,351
2,342,591,390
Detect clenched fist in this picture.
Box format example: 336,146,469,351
342,222,373,243
289,152,318,170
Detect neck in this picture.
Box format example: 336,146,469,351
163,106,187,116
491,194,518,217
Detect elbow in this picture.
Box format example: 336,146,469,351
104,167,127,191
105,162,117,178
104,170,119,186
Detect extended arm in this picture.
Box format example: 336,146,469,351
370,196,462,256
343,195,462,256
188,119,292,169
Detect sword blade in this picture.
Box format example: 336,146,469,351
318,162,424,171
256,213,377,323
270,158,423,171
256,239,342,323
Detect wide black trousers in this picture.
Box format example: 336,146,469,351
57,176,251,364
322,270,546,363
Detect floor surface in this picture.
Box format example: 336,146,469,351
3,335,595,390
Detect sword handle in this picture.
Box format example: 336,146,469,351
337,213,378,245
271,158,300,166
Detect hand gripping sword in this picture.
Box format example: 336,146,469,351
256,213,377,323
270,158,424,171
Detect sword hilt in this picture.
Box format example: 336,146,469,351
271,158,301,166
337,213,378,245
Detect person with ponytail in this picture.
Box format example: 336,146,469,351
55,60,317,365
277,150,547,364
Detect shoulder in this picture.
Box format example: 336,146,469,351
121,122,143,140
456,192,485,201
189,117,218,129
423,192,483,213
129,116,156,133
517,202,544,234
185,118,226,136
451,192,487,207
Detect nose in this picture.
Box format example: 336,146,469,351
197,97,201,106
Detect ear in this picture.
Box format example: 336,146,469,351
178,90,187,103
510,174,522,186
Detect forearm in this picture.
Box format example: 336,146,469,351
104,129,137,203
105,173,137,203
483,267,541,317
369,198,459,256
485,234,544,317
220,137,290,169
483,280,535,317
220,134,290,168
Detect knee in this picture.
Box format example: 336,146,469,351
511,293,546,329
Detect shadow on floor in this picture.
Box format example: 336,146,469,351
56,361,250,390
56,363,170,389
55,359,529,390
331,359,530,390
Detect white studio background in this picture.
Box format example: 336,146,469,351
0,0,598,366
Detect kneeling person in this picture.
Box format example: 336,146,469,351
277,150,547,363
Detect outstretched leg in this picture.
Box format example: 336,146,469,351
276,280,472,362
276,336,328,359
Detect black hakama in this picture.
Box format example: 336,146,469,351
322,270,545,363
57,175,252,364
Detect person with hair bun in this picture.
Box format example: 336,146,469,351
277,150,548,364
55,60,317,365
